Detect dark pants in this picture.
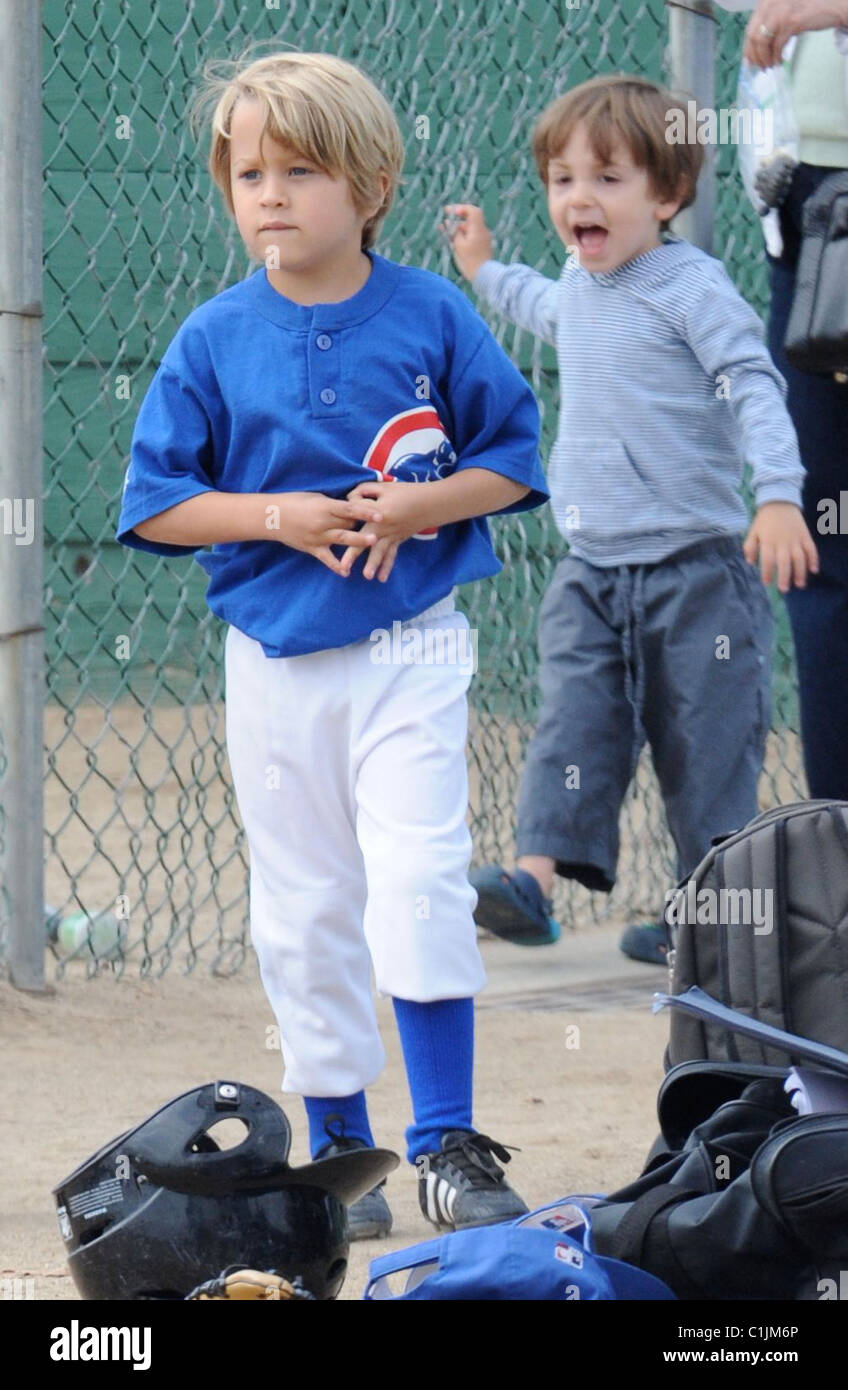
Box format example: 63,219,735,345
514,538,773,892
767,163,848,799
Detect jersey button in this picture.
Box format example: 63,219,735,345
319,387,336,405
316,333,332,350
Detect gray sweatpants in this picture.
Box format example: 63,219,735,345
514,536,773,892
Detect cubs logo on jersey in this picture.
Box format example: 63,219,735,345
362,406,458,539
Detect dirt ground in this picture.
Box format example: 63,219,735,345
2,698,803,1301
2,933,669,1302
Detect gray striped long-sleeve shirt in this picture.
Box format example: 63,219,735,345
472,236,805,565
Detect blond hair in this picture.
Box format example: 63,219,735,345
531,74,703,230
190,49,405,250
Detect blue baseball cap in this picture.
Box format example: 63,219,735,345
364,1219,676,1301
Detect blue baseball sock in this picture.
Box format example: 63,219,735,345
303,1091,374,1159
392,996,474,1163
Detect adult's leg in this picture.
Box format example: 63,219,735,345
768,164,848,798
782,541,848,798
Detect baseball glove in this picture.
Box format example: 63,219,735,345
185,1266,316,1300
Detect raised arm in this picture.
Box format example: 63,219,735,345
444,203,559,346
744,0,848,68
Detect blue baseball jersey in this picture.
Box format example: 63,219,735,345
116,250,549,657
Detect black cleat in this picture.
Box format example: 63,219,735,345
417,1129,529,1232
317,1117,392,1240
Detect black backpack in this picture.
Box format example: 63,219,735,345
589,802,848,1299
666,800,848,1068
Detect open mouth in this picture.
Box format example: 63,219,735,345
573,225,608,255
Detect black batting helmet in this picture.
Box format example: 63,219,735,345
53,1080,399,1300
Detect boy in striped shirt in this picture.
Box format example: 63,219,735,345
445,74,818,961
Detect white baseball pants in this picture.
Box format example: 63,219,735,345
223,595,485,1096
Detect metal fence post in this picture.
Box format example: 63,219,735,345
0,0,45,990
666,0,718,253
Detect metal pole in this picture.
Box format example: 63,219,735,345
665,0,717,253
0,1,46,990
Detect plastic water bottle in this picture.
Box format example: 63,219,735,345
737,59,799,206
48,907,126,961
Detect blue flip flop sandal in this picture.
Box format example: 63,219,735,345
469,865,561,947
619,921,669,966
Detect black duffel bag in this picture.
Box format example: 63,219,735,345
589,1061,848,1301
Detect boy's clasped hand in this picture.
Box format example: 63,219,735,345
267,478,432,582
341,477,432,580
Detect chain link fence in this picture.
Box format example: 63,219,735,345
23,0,804,980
